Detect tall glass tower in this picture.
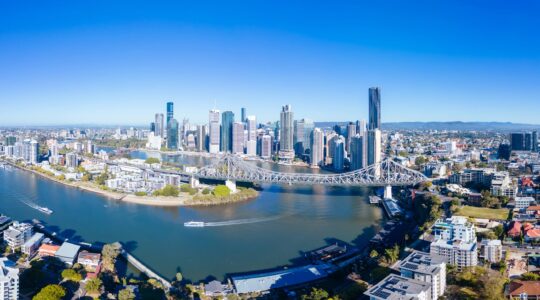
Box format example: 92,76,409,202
221,111,235,152
368,87,381,130
166,102,174,124
167,118,179,150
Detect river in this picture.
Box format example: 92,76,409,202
0,153,383,282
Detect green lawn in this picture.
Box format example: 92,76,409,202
455,205,509,220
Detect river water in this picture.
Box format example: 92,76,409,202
0,153,383,282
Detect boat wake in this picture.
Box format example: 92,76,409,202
20,199,53,214
185,216,281,228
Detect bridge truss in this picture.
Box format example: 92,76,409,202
196,154,427,186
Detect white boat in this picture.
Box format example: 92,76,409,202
36,206,53,214
184,221,205,227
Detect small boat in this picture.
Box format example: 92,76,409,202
36,206,53,214
184,221,205,227
369,196,381,204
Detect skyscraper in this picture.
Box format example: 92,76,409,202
310,128,324,168
368,129,382,166
241,107,247,123
167,119,179,150
279,105,294,160
350,134,366,170
293,119,305,156
246,116,257,141
368,87,381,130
208,109,220,153
196,125,207,152
166,101,174,124
533,131,538,152
333,136,346,171
510,133,526,151
30,140,39,164
154,113,164,137
221,111,235,152
302,119,315,153
346,122,357,155
232,122,245,154
260,135,272,158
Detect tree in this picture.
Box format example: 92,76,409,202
369,249,379,259
153,184,179,197
213,185,231,197
118,288,136,300
415,156,426,166
301,288,329,300
33,284,66,300
384,244,400,264
61,268,82,282
85,277,103,294
175,272,183,282
145,157,161,164
521,272,540,281
101,242,122,272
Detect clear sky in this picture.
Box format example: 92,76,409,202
1,1,539,126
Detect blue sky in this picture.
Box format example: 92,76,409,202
1,1,539,126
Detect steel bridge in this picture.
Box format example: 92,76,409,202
195,154,427,186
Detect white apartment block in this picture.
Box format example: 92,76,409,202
515,196,536,210
364,274,431,300
0,257,19,300
430,239,478,269
479,239,503,263
432,216,476,243
398,251,446,299
3,222,33,250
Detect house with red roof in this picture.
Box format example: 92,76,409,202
506,280,540,299
508,221,522,238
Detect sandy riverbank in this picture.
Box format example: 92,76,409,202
4,160,257,207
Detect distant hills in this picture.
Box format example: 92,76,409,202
315,121,540,131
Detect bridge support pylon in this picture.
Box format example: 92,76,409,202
225,179,237,193
190,177,200,188
384,185,393,200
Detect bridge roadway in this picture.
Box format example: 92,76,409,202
106,154,427,187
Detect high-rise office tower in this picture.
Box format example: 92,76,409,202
260,135,272,158
533,131,538,152
246,116,257,141
346,122,357,154
241,107,247,123
196,125,207,152
166,101,174,124
524,132,534,151
369,87,381,130
302,119,314,152
510,133,526,151
350,134,366,170
294,119,305,156
279,105,294,160
232,122,245,154
368,129,382,166
154,113,164,137
5,136,16,146
208,109,220,153
221,111,235,152
310,128,324,167
167,119,179,150
325,132,338,165
150,122,156,133
332,136,346,171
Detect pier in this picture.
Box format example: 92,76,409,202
121,251,172,290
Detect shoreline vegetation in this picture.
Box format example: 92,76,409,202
5,160,259,207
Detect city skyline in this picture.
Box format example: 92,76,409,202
1,1,540,125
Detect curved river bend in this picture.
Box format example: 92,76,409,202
0,153,383,282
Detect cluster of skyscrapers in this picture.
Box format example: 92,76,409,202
148,87,383,172
2,137,39,164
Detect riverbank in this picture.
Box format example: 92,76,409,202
4,159,258,207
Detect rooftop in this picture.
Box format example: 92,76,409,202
397,251,445,276
55,242,81,259
231,264,329,294
364,274,431,300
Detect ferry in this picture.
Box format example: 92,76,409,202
36,206,53,214
184,221,205,227
369,196,382,204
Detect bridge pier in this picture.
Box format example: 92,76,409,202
384,185,393,200
225,179,237,193
190,176,200,188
